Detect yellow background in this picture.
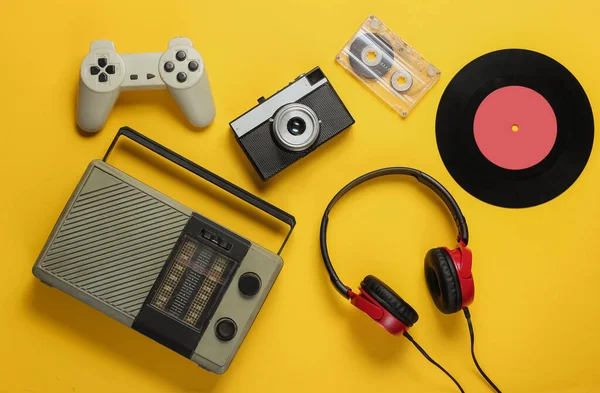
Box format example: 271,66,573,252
1,0,600,392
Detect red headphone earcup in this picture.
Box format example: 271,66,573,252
360,275,419,327
455,245,475,308
424,248,463,314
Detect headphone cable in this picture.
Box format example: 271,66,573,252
403,332,465,393
463,308,502,393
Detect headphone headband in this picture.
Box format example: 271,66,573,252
320,167,469,299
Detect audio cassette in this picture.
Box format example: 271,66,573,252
336,15,440,117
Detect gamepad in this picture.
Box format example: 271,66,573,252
77,37,216,132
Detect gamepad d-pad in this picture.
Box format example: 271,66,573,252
89,59,116,82
80,41,125,92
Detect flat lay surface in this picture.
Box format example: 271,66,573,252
1,0,600,392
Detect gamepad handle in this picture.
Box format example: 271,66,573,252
77,82,121,132
103,127,296,255
168,70,215,128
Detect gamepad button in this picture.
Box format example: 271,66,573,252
98,58,107,68
177,72,187,83
90,66,100,75
188,61,199,72
164,61,174,72
106,65,115,74
176,50,187,61
99,73,108,83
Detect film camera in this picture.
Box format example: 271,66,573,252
230,67,355,181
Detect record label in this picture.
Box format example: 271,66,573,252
473,86,557,170
436,49,594,208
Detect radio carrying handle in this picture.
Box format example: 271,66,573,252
103,126,296,255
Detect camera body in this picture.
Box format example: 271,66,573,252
230,67,355,180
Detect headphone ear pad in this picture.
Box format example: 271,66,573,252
424,248,462,314
360,275,419,327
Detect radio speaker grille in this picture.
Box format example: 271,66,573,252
40,168,188,317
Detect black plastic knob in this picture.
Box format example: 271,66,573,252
238,272,261,296
215,318,237,341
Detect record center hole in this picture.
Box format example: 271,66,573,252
396,76,407,85
367,51,377,60
511,124,520,132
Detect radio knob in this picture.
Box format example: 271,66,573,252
238,272,261,296
215,318,237,341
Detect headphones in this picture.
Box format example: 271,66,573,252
320,167,475,335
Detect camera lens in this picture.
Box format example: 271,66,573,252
272,103,320,152
287,117,306,136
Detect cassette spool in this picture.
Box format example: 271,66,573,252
336,15,440,117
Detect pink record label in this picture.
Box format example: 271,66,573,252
473,86,557,170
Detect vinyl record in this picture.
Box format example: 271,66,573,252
436,49,594,208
